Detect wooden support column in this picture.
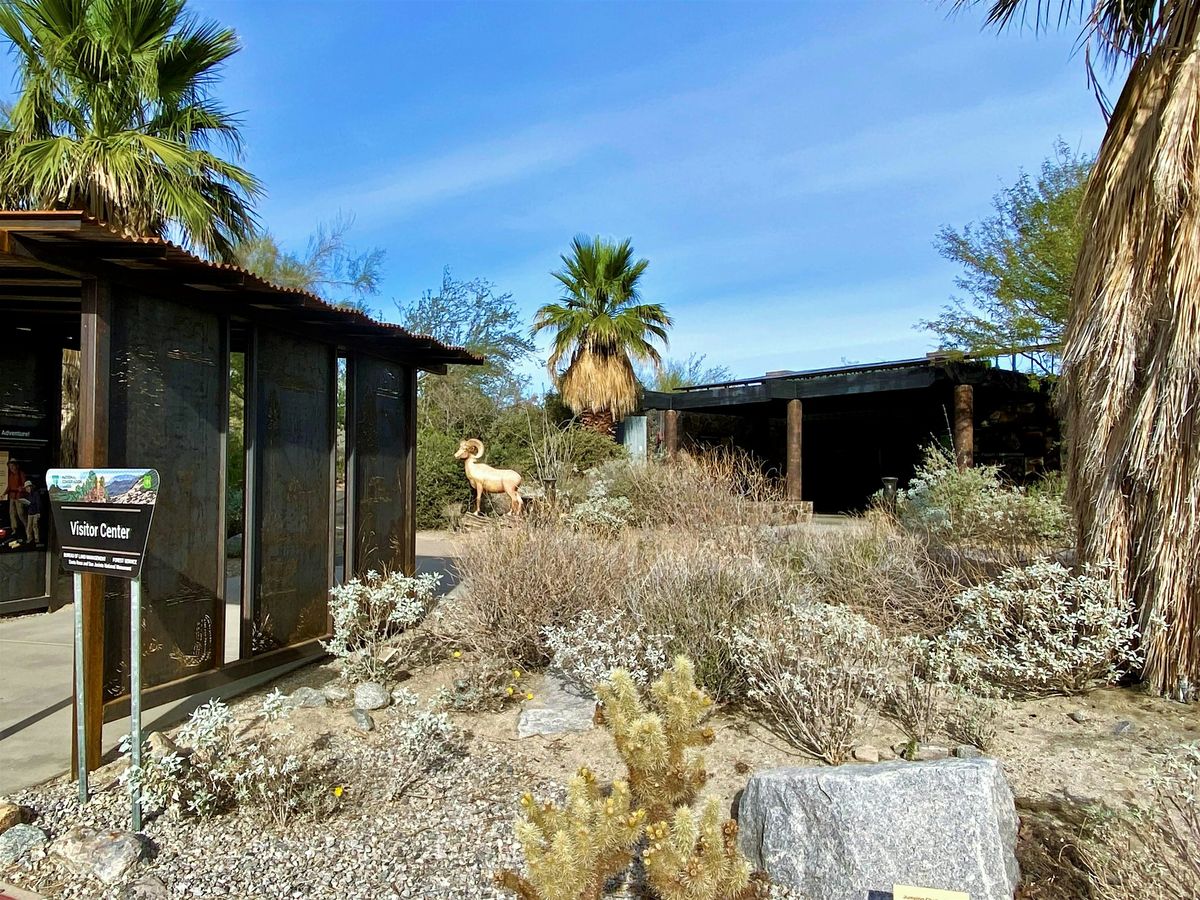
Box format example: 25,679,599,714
664,409,680,461
400,367,418,576
786,398,803,501
954,384,974,471
74,278,110,775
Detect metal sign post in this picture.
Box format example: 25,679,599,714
49,468,159,831
72,572,87,805
129,574,143,831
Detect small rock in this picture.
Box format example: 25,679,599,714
354,682,390,711
852,746,880,763
878,746,897,761
1113,720,1134,736
124,874,169,899
288,686,328,709
953,745,983,759
0,823,46,865
322,683,352,704
912,745,951,761
147,731,185,759
53,824,148,885
350,709,375,731
0,800,23,833
1068,710,1089,724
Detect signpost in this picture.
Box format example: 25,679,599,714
48,468,159,831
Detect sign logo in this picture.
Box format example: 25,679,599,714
47,468,159,579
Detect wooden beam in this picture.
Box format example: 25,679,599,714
786,398,803,501
74,277,109,775
954,384,974,470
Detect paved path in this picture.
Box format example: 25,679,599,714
0,533,460,796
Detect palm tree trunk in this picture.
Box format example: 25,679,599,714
579,408,616,437
1063,8,1200,697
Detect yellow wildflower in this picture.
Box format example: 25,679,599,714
332,785,344,798
452,650,462,659
524,691,534,701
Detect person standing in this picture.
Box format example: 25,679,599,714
6,460,27,539
23,479,40,544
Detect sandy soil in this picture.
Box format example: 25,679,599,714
259,654,1198,819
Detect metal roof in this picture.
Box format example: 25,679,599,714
673,356,942,392
0,210,482,369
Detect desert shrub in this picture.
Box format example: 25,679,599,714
771,515,957,634
416,427,472,529
625,537,791,700
454,524,634,667
124,697,338,826
943,685,1005,751
323,569,441,684
731,602,889,765
562,479,634,534
543,609,671,692
894,443,1070,553
596,447,783,528
1084,744,1200,899
944,560,1141,697
436,658,530,712
883,636,952,745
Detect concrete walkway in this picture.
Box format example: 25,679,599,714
0,533,460,796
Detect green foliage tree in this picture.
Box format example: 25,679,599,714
234,215,384,314
0,0,261,261
922,141,1091,375
641,353,732,392
533,235,672,435
398,268,534,435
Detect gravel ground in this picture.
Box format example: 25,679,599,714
4,707,538,899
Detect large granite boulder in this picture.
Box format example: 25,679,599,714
738,758,1019,900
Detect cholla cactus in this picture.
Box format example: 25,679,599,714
495,768,646,900
643,797,754,900
595,656,714,822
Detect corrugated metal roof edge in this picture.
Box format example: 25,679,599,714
0,210,484,365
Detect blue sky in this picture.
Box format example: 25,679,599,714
17,1,1119,379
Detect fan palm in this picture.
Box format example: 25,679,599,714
959,0,1200,697
0,0,261,261
533,235,671,435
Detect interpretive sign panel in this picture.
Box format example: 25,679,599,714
892,886,969,900
47,469,159,578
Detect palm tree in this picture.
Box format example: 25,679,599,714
958,0,1200,697
0,0,261,261
533,235,672,435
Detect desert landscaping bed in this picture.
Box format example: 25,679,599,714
1,653,1194,899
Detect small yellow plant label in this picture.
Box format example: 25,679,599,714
892,886,969,900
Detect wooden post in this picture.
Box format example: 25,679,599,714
954,384,974,471
664,409,680,461
786,398,803,501
400,367,418,576
74,278,109,775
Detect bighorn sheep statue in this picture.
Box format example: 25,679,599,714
455,438,524,516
